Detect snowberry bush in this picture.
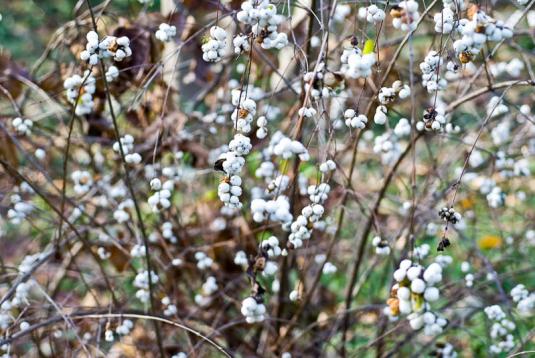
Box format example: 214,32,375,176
0,0,534,356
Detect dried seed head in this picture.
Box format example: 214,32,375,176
253,256,266,272
437,238,451,251
459,52,472,64
390,6,404,18
387,297,400,316
475,24,486,34
108,38,119,53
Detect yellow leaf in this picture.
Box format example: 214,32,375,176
363,39,375,54
203,189,218,201
411,292,424,312
278,159,289,172
459,197,475,210
478,235,502,250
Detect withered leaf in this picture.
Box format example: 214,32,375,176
0,51,31,100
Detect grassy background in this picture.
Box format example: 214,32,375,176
0,0,163,63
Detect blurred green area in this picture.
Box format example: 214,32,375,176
0,0,160,64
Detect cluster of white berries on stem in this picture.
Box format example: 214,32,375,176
0,280,33,331
105,65,119,82
195,276,218,306
431,342,458,358
390,1,420,31
303,62,343,99
80,30,132,65
373,132,401,165
155,23,176,42
218,174,244,209
133,270,159,303
420,51,446,93
511,284,534,317
372,236,391,256
11,117,33,136
358,5,386,24
484,305,516,354
385,259,447,335
7,194,33,225
113,134,142,165
231,89,257,133
340,39,376,79
71,170,93,195
202,26,228,63
162,296,177,317
148,178,174,212
375,80,410,125
433,5,455,34
241,296,267,323
115,319,134,336
63,70,96,116
195,252,213,270
461,261,474,287
267,131,309,161
236,0,288,50
438,207,461,224
216,91,258,208
251,195,292,224
453,7,512,64
344,109,367,129
260,236,283,258
288,161,334,249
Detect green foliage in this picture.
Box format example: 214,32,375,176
0,0,160,62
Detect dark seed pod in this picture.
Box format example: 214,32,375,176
437,238,451,251
213,158,225,172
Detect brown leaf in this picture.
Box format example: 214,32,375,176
38,68,65,96
0,51,30,100
0,128,18,170
108,343,138,358
178,140,209,168
107,245,130,272
168,11,194,42
113,24,159,86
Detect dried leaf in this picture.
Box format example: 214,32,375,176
108,245,130,272
0,128,18,170
0,51,30,99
